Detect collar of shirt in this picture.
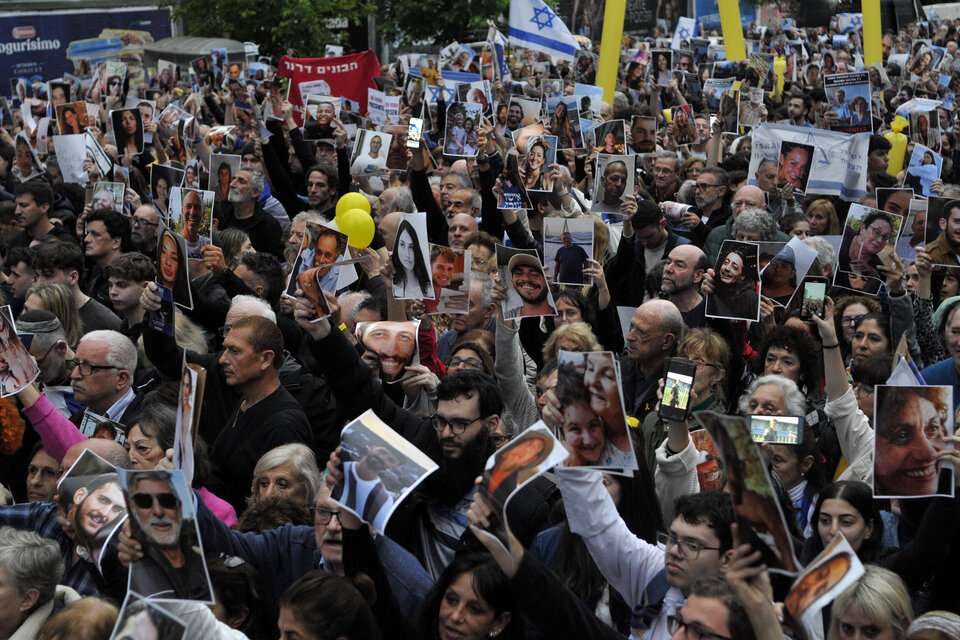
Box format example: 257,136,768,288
103,387,136,422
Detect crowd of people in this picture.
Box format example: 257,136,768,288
0,8,958,640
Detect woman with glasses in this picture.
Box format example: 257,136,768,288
838,211,895,282
832,295,881,362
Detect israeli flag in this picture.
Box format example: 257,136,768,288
837,13,863,34
509,0,579,61
671,17,698,51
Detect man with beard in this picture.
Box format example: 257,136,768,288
424,246,457,314
335,446,398,533
505,100,524,133
553,231,588,284
126,470,212,600
70,473,126,564
503,253,556,319
681,167,730,245
295,297,555,579
660,245,708,327
630,116,658,154
925,200,960,267
130,205,160,255
754,158,801,220
216,166,284,259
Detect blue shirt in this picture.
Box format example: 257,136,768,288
920,358,960,408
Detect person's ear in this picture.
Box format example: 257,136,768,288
800,454,814,476
489,612,512,637
73,487,88,505
718,548,735,576
252,284,264,297
485,415,501,435
694,269,705,284
227,605,250,629
55,340,68,357
69,270,80,287
18,588,39,614
115,368,131,391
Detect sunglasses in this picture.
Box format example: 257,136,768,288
132,492,178,510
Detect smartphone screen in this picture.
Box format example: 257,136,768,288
406,117,423,148
750,415,803,444
800,279,827,320
660,359,696,422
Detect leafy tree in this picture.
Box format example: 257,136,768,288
375,0,509,47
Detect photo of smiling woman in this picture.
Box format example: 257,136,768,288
391,215,433,300
873,385,955,498
554,351,636,469
706,240,761,321
111,108,143,156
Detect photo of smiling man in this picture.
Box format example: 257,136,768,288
356,320,421,384
57,449,127,564
497,245,557,319
777,141,813,194
121,468,214,602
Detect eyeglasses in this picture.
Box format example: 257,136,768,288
852,382,874,397
132,218,159,229
657,531,720,560
690,358,720,371
431,414,484,435
449,356,483,370
132,492,179,510
667,615,732,640
310,506,341,525
67,359,119,377
840,314,865,327
865,224,892,244
695,182,717,191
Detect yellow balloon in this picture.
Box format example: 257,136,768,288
340,209,375,249
336,192,371,219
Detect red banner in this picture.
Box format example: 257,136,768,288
276,50,381,124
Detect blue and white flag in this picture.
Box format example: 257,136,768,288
508,0,579,61
836,13,863,33
672,17,698,50
487,26,511,81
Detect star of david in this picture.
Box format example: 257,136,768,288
678,26,691,39
530,5,555,30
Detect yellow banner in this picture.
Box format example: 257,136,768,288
598,0,626,105
862,0,882,66
719,0,746,61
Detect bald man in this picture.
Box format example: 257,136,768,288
623,300,685,421
379,211,403,251
703,185,779,264
660,244,709,327
448,212,479,250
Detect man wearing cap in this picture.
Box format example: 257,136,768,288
760,245,798,305
503,254,555,319
16,310,80,418
925,200,960,267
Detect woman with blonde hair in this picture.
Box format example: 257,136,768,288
829,565,914,640
806,199,843,235
542,322,602,362
247,443,322,510
22,283,82,348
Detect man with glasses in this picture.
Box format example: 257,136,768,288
685,167,731,245
924,200,960,267
130,204,160,255
65,330,141,427
652,152,682,203
125,470,211,601
295,299,555,578
16,311,80,418
557,467,735,640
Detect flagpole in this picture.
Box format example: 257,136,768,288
597,0,626,105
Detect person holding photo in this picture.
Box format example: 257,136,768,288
710,248,760,319
392,219,431,299
839,211,894,278
351,134,385,175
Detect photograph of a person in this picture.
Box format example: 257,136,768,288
156,221,193,310
169,187,214,258
332,409,437,533
903,143,942,197
923,196,960,267
297,266,334,322
120,467,214,602
111,593,187,640
591,154,637,215
402,74,424,112
554,350,636,469
699,411,801,573
0,305,39,397
592,119,626,154
148,284,175,337
910,109,940,150
760,236,819,306
776,141,814,194
873,385,954,498
55,101,87,134
784,534,863,627
349,129,392,176
546,96,583,149
478,424,566,550
543,217,593,285
884,190,922,261
423,245,470,315
285,223,350,297
738,87,765,129
496,153,532,210
356,320,421,384
391,212,433,300
56,449,126,564
456,80,493,120
706,240,761,321
102,61,126,98
110,107,144,157
303,95,340,140
173,363,198,487
671,105,699,146
836,204,902,288
521,135,558,192
208,154,241,202
92,181,124,214
824,72,872,133
443,101,483,157
749,415,802,444
650,49,674,86
497,245,557,319
662,370,692,414
13,132,42,182
150,164,185,216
